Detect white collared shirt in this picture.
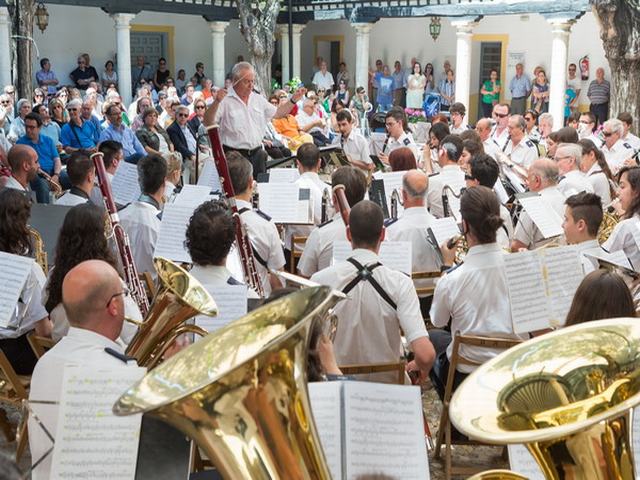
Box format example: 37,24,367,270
498,204,514,250
427,164,465,219
236,198,285,296
483,138,500,160
297,213,347,277
285,171,331,250
190,263,259,299
586,162,612,205
215,87,277,150
310,248,428,382
119,200,161,277
340,130,371,164
29,327,136,480
4,175,29,192
558,169,595,197
430,243,527,373
513,185,567,249
602,138,635,174
491,126,510,151
603,215,640,271
312,70,335,90
55,191,89,206
384,131,420,162
0,261,47,339
450,123,469,135
505,136,538,169
623,132,640,150
296,109,326,135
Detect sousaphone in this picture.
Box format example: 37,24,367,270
451,318,640,480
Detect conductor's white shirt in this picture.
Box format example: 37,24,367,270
237,199,285,296
427,165,465,219
513,186,566,249
297,213,347,277
586,163,612,205
29,327,136,480
603,215,640,271
430,243,527,373
558,169,594,197
119,200,161,278
284,171,330,250
215,87,277,150
310,248,428,381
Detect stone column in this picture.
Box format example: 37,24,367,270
291,24,305,81
278,25,290,85
111,13,136,105
0,8,10,88
209,21,229,87
547,19,574,130
451,19,478,114
353,23,373,90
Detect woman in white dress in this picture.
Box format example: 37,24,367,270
406,62,427,109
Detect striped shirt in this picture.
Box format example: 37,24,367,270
587,80,610,105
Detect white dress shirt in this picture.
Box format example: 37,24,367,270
430,243,527,373
285,171,331,250
513,185,566,249
297,213,347,277
384,131,420,161
623,132,640,150
498,204,514,250
4,175,29,192
558,169,595,197
450,123,469,135
483,139,500,160
340,130,371,164
312,71,335,91
118,200,161,277
28,327,136,480
296,109,327,135
491,126,510,151
0,261,47,339
504,136,538,169
215,87,277,150
586,163,612,205
310,248,429,382
602,139,635,174
427,164,465,219
603,215,640,271
237,198,285,296
190,263,259,299
55,190,89,206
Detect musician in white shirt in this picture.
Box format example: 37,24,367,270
603,166,640,270
475,118,500,159
578,138,612,206
311,201,435,383
228,152,285,296
601,119,635,175
4,144,37,193
562,192,605,273
335,110,372,171
427,134,466,218
449,102,469,135
378,107,420,165
503,115,538,169
430,186,527,399
56,151,95,206
511,158,566,251
554,142,594,197
490,103,510,150
618,112,640,150
119,154,166,276
298,166,367,277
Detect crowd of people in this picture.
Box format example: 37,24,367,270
0,54,639,478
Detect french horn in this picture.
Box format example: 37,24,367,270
451,318,640,480
114,286,343,479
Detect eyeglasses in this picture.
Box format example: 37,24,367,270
0,101,9,105
603,131,614,137
25,124,38,130
554,156,572,162
105,286,129,308
464,174,475,181
68,108,78,112
177,113,189,118
494,113,508,118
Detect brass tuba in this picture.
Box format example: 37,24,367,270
114,286,342,479
125,257,218,368
451,318,640,480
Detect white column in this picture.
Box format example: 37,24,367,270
291,24,305,81
451,19,477,114
353,23,373,90
547,19,574,130
277,25,290,85
111,13,136,105
0,8,10,88
209,21,229,87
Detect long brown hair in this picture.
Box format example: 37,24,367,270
565,270,635,326
460,186,504,244
618,166,640,219
0,189,32,255
578,139,615,198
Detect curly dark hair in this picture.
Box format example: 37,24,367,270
0,189,32,255
185,200,235,266
45,203,117,313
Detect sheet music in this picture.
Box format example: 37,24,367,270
503,251,549,333
494,178,510,204
583,249,633,271
257,183,312,224
508,445,545,480
503,168,527,194
268,168,300,183
153,203,196,264
633,407,640,476
196,159,222,193
518,195,564,239
50,366,146,480
379,171,406,217
308,382,343,480
332,241,412,274
111,161,141,205
428,217,461,247
196,284,247,333
344,382,429,480
542,246,584,326
0,252,34,328
369,179,390,218
173,184,214,206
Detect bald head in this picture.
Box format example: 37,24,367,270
63,260,124,339
529,158,559,190
402,169,428,206
8,144,36,171
475,118,492,141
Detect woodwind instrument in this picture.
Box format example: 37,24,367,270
320,188,330,223
91,152,150,316
206,125,265,298
332,184,350,226
390,188,400,220
38,169,62,197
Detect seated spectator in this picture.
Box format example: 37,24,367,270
159,96,180,129
33,103,61,149
99,103,146,164
81,98,103,135
181,83,195,106
296,99,331,146
69,53,98,90
330,99,346,132
136,107,173,155
60,99,100,154
164,151,183,200
32,88,46,107
167,105,196,165
389,147,418,171
7,98,31,144
48,98,67,128
101,59,118,91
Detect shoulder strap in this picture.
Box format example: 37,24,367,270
342,257,397,310
238,207,251,215
227,276,244,285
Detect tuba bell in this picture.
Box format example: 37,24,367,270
451,318,640,480
114,286,342,479
125,257,218,368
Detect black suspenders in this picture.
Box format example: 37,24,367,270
342,257,397,310
238,207,268,268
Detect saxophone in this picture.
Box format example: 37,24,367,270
28,226,48,273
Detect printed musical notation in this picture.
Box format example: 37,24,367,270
0,252,34,328
257,183,313,224
196,159,222,193
111,162,141,206
518,195,563,239
153,203,197,264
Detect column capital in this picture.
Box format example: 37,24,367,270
450,17,480,33
277,24,289,37
545,17,576,34
110,13,136,28
353,23,374,36
290,24,306,36
208,20,229,34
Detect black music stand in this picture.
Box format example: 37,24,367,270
29,204,75,260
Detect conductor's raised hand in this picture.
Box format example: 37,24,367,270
215,88,228,103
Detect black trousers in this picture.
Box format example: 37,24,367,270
223,146,267,179
590,102,609,127
265,145,292,159
0,333,38,375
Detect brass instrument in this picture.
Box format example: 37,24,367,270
451,318,640,480
114,286,343,479
125,257,218,368
598,210,620,245
38,169,62,198
28,226,47,272
320,187,331,223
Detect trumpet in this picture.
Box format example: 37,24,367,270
38,169,62,197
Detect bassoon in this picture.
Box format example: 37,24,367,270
332,184,350,226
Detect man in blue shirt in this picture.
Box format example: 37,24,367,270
60,99,100,154
16,112,61,203
391,60,407,107
509,63,532,115
99,103,146,164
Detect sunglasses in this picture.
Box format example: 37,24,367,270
0,101,9,105
195,105,205,109
177,113,189,118
494,113,508,118
603,131,614,137
464,174,475,181
68,108,79,112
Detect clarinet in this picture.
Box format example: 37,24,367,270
206,125,265,298
333,184,350,226
381,133,390,154
91,153,150,316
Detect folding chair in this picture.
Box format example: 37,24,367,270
434,332,522,479
339,361,406,385
290,236,308,274
27,332,57,360
0,350,30,461
412,270,442,298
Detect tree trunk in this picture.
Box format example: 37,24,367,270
7,0,35,102
591,0,640,131
236,0,280,96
